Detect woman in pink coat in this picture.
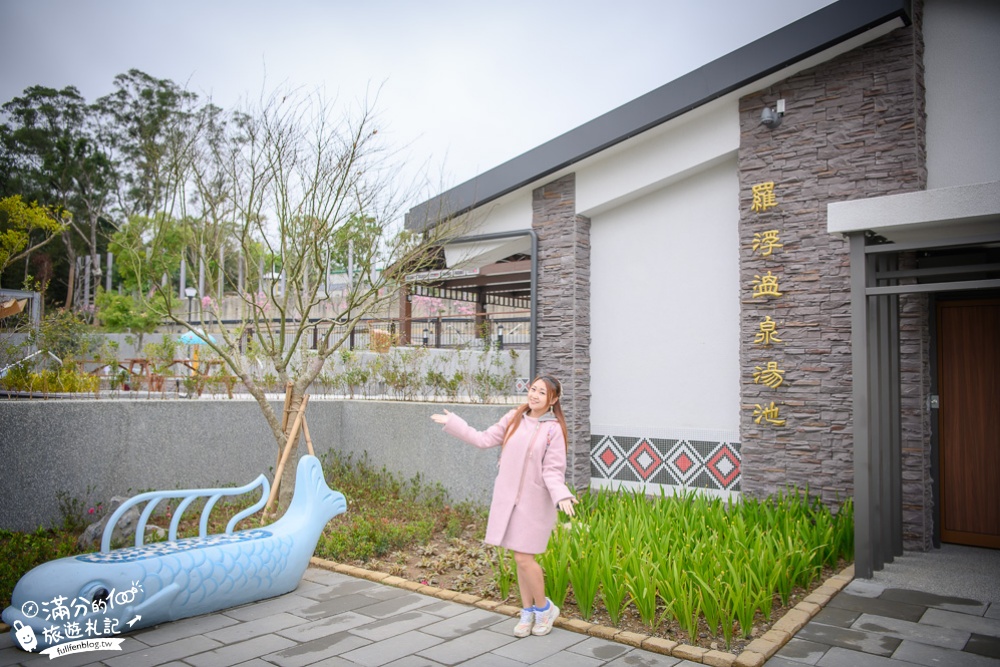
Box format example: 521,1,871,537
431,375,577,638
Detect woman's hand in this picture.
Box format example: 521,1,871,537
430,409,451,425
557,496,578,517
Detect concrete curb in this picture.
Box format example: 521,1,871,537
309,556,856,666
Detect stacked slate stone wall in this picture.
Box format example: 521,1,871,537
532,174,593,492
737,6,932,548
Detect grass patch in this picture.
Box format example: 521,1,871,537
316,451,484,562
494,486,853,647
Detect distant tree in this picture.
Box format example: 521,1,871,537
93,288,163,350
1,85,116,308
95,69,200,222
0,194,66,287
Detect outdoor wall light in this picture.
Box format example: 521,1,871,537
761,99,785,129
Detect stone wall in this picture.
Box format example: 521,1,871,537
737,7,931,548
532,174,593,491
0,399,508,532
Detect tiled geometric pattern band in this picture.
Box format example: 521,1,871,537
591,434,742,492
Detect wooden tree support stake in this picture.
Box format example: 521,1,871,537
262,393,310,521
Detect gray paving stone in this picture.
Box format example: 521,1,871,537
417,600,474,619
204,612,305,644
921,609,1000,638
449,653,527,667
566,636,633,661
339,629,443,667
766,657,821,667
813,606,862,628
827,593,926,622
294,594,386,620
298,578,381,602
603,649,685,666
815,645,922,666
289,656,355,667
358,593,440,619
845,579,887,598
490,627,586,664
796,621,902,657
381,657,447,667
774,636,830,664
133,613,239,646
351,611,450,642
301,568,356,586
0,633,13,651
0,646,27,667
223,594,319,622
416,628,517,665
103,634,222,667
290,579,329,599
275,611,373,642
358,585,410,602
419,609,506,640
967,633,1000,660
880,588,989,616
263,630,371,667
526,648,605,667
892,639,1000,667
485,615,521,637
852,612,971,649
184,634,298,667
986,605,1000,621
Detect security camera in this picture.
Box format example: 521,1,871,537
760,106,782,129
761,99,785,129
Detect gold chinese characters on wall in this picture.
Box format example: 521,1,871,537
748,181,786,427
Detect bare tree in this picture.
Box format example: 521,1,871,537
116,87,459,509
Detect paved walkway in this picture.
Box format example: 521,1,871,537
2,552,998,667
767,579,1000,666
0,566,697,667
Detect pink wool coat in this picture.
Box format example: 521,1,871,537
443,409,573,554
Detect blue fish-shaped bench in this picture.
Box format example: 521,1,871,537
2,454,346,651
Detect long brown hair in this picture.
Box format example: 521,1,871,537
501,375,569,451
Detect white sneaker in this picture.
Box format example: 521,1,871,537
531,599,559,636
513,608,534,637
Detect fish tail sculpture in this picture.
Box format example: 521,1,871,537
2,454,346,652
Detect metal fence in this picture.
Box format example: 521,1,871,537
305,316,531,351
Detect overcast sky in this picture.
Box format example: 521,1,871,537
0,0,836,197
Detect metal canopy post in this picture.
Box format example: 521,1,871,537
853,237,905,578
850,232,875,578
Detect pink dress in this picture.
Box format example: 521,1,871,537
442,409,573,554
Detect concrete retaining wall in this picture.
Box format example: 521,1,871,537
0,399,510,532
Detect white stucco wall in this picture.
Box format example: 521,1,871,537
924,0,1000,190
589,158,741,440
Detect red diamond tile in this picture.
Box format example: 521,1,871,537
628,440,663,481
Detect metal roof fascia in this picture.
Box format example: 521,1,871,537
406,0,911,232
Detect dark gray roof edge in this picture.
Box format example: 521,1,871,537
406,0,911,231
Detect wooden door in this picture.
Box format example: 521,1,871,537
937,299,1000,548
